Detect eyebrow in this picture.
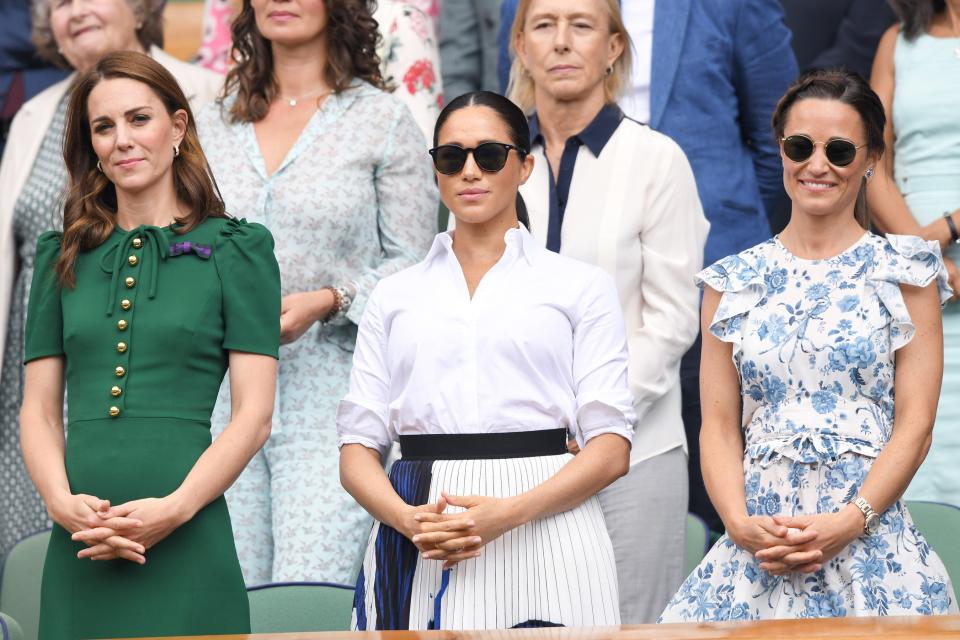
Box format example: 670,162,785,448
527,11,596,21
91,105,153,124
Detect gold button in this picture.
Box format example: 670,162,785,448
117,341,127,353
128,255,138,266
115,366,126,377
125,277,135,288
117,319,128,331
111,386,122,397
109,406,120,417
132,238,142,249
120,299,131,311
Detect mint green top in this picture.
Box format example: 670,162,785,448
892,31,960,194
25,216,280,424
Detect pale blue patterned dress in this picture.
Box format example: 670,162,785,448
196,82,437,586
660,232,957,621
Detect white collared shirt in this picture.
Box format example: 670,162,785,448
336,226,636,458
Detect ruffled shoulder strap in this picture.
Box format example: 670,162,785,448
695,242,771,345
870,234,952,350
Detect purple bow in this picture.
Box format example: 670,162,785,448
169,241,212,259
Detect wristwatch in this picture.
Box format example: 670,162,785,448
853,496,881,535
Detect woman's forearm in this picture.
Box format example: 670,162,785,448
700,419,749,530
510,433,629,526
340,444,411,533
19,406,71,517
168,409,271,522
856,417,932,516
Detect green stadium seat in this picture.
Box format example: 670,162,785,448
0,530,49,640
247,581,355,632
905,500,960,602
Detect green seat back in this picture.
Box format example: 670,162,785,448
685,512,710,577
248,582,354,633
0,530,49,640
906,500,960,603
1,612,24,640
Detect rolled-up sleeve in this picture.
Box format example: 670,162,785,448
337,287,395,458
572,270,636,445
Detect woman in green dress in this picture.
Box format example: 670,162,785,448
19,50,280,640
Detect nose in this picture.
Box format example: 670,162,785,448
806,144,831,174
69,0,89,19
553,20,571,53
460,150,482,180
114,122,134,150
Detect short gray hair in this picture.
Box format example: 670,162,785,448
31,0,165,69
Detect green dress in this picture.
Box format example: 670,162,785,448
24,217,280,640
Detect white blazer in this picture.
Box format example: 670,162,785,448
0,46,222,374
520,118,709,464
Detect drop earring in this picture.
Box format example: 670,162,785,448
173,144,180,158
96,160,102,172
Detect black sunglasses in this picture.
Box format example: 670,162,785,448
428,142,525,175
781,134,866,168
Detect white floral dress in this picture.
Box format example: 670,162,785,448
660,233,957,621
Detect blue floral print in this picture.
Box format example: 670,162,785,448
660,233,955,622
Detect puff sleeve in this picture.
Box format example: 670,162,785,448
869,234,952,351
695,252,767,345
213,219,281,358
23,231,65,363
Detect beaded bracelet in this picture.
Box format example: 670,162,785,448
945,212,960,245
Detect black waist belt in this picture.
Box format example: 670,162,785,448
399,428,568,460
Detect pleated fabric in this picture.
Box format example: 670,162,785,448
353,453,621,630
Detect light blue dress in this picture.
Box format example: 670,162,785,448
660,233,956,621
893,31,960,504
195,83,437,585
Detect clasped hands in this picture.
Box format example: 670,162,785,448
729,505,864,576
402,491,518,570
53,493,189,565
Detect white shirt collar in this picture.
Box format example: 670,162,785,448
424,224,539,268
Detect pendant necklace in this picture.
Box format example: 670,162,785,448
280,87,332,107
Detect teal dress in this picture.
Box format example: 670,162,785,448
893,31,960,504
24,217,280,640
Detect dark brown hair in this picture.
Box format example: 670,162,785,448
222,0,386,123
31,0,164,69
771,68,886,229
59,50,225,286
890,0,946,41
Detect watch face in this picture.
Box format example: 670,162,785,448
866,513,881,534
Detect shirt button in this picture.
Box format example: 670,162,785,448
132,238,143,249
117,319,128,331
111,386,122,397
120,299,132,311
109,406,120,417
117,341,127,353
115,366,126,378
128,255,138,266
125,277,136,288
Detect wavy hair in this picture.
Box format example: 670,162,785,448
890,0,947,41
506,0,632,114
31,0,164,69
222,0,386,123
58,50,225,287
772,68,886,230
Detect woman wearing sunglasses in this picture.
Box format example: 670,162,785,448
660,68,956,621
867,0,960,510
338,90,635,630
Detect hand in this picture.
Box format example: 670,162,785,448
49,493,142,539
944,257,960,305
280,290,334,344
418,492,521,569
566,439,581,455
726,514,818,560
400,496,481,564
70,526,146,564
754,508,863,575
88,496,192,555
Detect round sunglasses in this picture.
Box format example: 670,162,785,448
428,142,524,175
781,134,866,168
